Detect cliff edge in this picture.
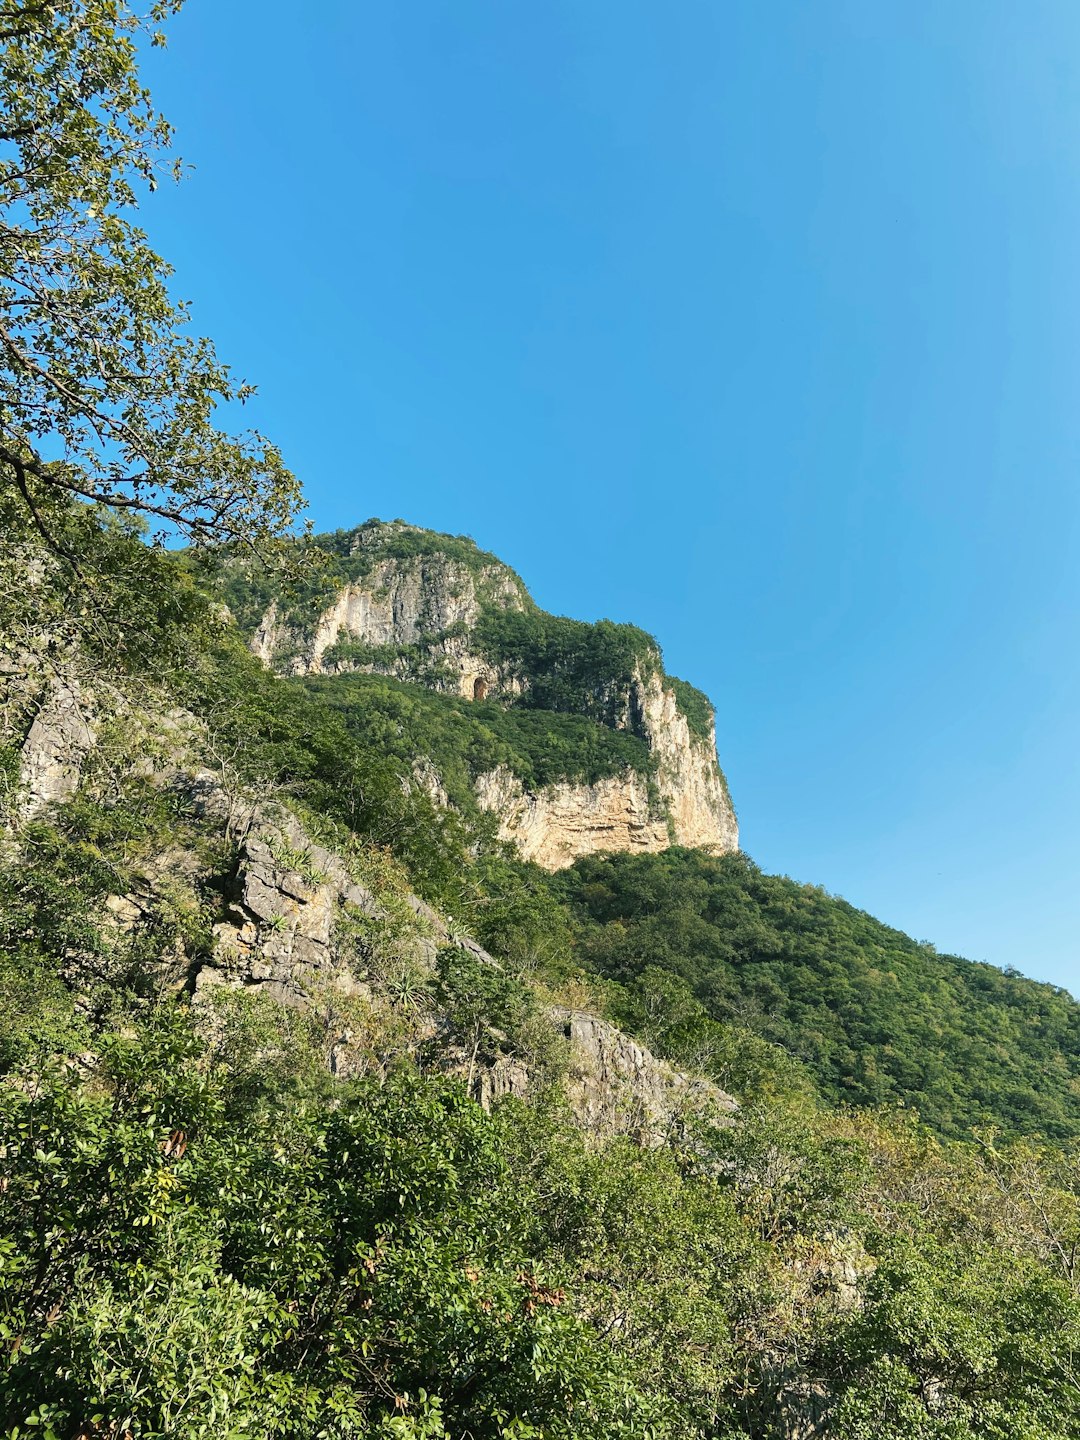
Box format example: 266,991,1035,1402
224,519,737,868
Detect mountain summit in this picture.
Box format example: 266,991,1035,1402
222,519,738,869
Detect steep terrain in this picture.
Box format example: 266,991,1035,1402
8,677,733,1147
8,505,1080,1439
216,519,738,868
12,12,1080,1434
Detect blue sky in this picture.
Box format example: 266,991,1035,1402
144,2,1080,990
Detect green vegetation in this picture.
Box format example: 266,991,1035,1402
10,966,1080,1437
10,495,1080,1435
1,1012,702,1439
181,640,476,900
302,672,657,807
314,518,516,578
557,848,1080,1140
0,0,301,553
320,629,465,689
666,675,716,742
8,14,1080,1434
473,608,660,727
207,520,525,637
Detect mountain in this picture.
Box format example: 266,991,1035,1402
7,503,1080,1438
214,518,738,869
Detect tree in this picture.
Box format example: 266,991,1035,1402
0,0,303,556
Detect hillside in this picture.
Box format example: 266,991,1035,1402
6,502,1080,1438
199,520,1080,1141
558,848,1080,1140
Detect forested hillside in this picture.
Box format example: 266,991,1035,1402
6,7,1080,1438
8,493,1080,1439
558,849,1080,1139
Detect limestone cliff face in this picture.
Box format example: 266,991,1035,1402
254,522,525,693
245,520,737,868
632,671,739,855
474,765,669,870
471,677,737,869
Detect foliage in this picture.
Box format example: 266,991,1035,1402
474,606,660,727
558,847,1080,1138
666,675,716,743
0,1008,685,1439
10,985,1080,1439
819,1233,1080,1438
0,498,224,678
605,964,816,1105
7,487,1080,1439
178,635,476,899
304,671,657,800
500,1102,762,1432
430,947,566,1095
313,517,517,580
0,0,302,553
0,768,215,1070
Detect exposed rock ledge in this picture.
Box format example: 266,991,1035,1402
191,781,735,1142
556,1007,735,1141
475,765,671,871
16,679,97,821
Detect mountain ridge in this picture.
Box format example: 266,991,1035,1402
214,518,739,868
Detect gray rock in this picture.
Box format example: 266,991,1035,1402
17,679,96,818
552,1007,737,1144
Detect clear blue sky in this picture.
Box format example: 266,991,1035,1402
144,2,1080,991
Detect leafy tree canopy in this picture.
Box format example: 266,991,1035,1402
0,0,303,557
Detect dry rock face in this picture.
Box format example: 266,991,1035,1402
634,670,739,854
553,1007,737,1142
193,785,736,1138
259,526,526,694
475,765,671,870
186,779,443,1008
247,521,738,869
473,1012,736,1144
16,679,97,820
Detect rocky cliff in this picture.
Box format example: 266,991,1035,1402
238,519,738,868
6,677,737,1142
195,787,736,1142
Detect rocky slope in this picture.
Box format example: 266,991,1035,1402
236,519,738,868
7,673,736,1144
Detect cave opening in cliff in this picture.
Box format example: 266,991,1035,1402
473,677,488,701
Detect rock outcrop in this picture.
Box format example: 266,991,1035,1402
16,679,96,820
474,765,671,870
191,782,735,1139
184,773,465,1004
242,520,738,869
0,590,737,1147
257,522,526,692
553,1007,736,1142
633,670,739,854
